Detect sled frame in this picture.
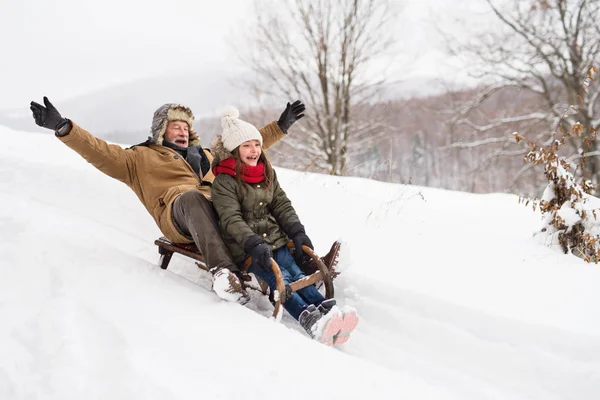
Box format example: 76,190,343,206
154,237,334,320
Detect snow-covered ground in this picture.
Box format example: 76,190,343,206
1,126,600,400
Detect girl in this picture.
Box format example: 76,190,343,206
210,106,358,346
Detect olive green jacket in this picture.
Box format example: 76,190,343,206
211,164,301,264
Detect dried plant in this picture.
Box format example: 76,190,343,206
521,67,600,262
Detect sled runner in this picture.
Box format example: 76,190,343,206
154,237,336,319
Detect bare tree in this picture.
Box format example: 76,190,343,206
444,0,600,193
239,0,399,175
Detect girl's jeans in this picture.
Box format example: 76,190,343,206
249,246,326,320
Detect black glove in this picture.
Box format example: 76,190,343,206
30,96,68,131
244,235,273,271
287,222,313,261
291,232,313,260
277,100,305,133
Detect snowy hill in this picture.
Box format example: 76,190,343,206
1,125,600,399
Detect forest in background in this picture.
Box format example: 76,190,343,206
197,0,600,200
195,85,553,198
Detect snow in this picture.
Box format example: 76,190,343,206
557,203,581,227
541,184,555,202
211,267,246,304
1,125,600,399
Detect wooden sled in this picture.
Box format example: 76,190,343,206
154,237,335,320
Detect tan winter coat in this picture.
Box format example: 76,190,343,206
58,121,285,243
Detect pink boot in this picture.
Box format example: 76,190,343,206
299,305,343,346
333,305,359,346
313,306,344,346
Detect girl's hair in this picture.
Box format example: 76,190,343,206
231,146,274,189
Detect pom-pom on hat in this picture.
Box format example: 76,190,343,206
220,106,262,152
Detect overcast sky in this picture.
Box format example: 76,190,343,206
0,0,489,111
1,0,257,109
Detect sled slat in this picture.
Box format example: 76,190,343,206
154,237,206,264
289,271,323,293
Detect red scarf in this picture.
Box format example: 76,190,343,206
213,157,265,184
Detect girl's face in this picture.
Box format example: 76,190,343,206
238,140,262,166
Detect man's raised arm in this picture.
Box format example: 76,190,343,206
30,96,134,185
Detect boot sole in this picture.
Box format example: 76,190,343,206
333,310,359,346
315,312,344,346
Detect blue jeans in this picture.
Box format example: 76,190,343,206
249,246,326,320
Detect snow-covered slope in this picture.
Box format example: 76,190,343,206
1,126,599,399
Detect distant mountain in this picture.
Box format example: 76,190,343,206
0,68,257,145
0,70,457,145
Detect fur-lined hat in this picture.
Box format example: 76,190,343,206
211,133,231,168
149,103,201,146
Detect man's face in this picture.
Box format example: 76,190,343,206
164,120,189,147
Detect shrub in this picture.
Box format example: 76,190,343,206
520,67,600,262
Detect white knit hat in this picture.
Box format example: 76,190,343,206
221,106,263,152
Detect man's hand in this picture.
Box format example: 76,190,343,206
277,100,305,133
30,96,68,131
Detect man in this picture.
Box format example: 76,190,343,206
30,96,305,304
